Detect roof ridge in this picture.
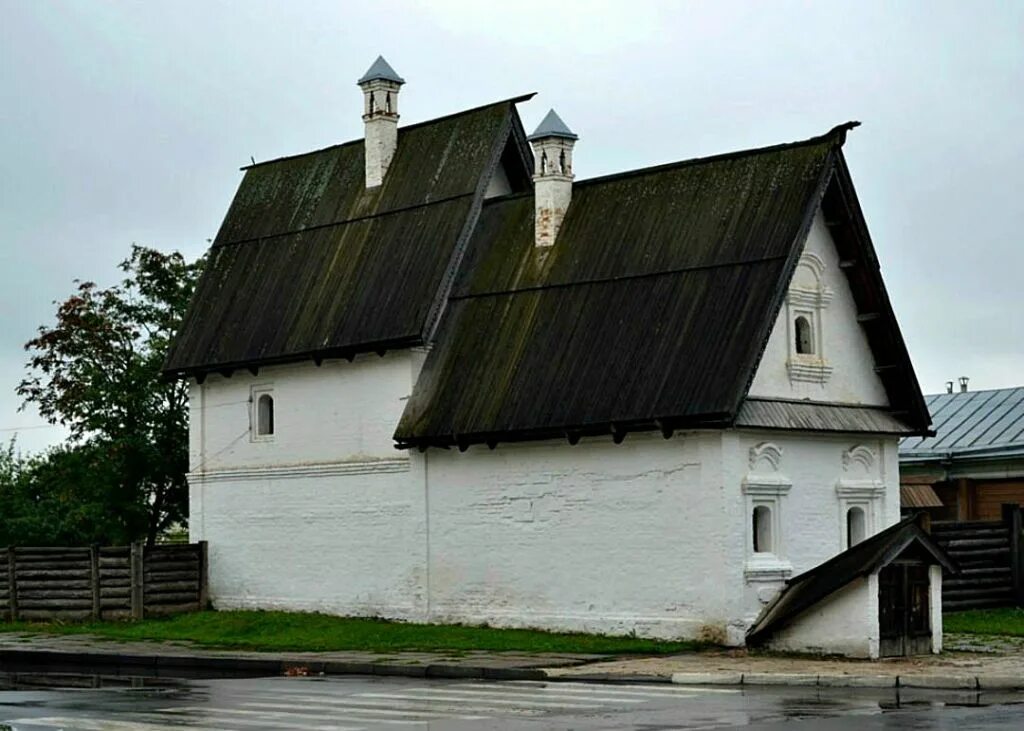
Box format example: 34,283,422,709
241,93,536,171
573,122,857,190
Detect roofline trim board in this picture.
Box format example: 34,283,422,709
828,153,931,433
393,412,735,452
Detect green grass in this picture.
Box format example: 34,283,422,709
0,610,700,655
945,608,1024,637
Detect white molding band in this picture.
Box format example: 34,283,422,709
787,359,834,384
189,458,411,484
742,479,792,496
835,480,886,498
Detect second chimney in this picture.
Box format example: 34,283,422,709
528,109,578,247
358,56,404,188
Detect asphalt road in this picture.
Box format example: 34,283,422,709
0,674,1022,730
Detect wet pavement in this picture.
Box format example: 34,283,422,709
0,674,1022,730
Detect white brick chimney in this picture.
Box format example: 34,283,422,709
528,109,578,247
357,56,404,188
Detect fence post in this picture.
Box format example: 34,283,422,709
89,544,101,621
6,547,17,622
130,541,144,620
1003,504,1024,608
197,540,209,611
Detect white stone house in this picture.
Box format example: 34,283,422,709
165,58,947,656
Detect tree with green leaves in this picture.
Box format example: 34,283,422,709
17,246,204,545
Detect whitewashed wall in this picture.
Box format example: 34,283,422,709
189,352,430,617
731,430,900,631
748,208,890,406
422,432,735,641
189,352,901,648
769,575,880,658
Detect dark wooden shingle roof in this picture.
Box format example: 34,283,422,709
164,97,532,376
396,125,928,449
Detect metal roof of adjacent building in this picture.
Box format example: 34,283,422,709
900,387,1024,462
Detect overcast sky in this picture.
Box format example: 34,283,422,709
1,0,1022,454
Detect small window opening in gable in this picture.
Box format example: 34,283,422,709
795,316,814,355
847,506,866,548
753,505,773,553
256,393,274,437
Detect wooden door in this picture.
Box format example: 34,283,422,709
879,563,932,657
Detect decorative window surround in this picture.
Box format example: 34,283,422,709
784,253,834,386
743,441,793,581
250,385,275,442
836,444,885,550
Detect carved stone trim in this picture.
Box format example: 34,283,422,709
748,441,783,471
787,359,834,384
842,444,877,472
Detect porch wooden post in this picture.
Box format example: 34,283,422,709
197,541,209,610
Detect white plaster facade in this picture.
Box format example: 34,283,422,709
769,576,880,658
187,203,912,649
748,210,890,407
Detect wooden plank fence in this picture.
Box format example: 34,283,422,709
0,542,207,622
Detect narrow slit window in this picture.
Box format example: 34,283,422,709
847,507,866,548
257,393,274,436
753,505,772,553
795,316,814,355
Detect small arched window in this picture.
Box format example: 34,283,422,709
368,91,375,114
257,394,274,436
540,150,548,175
795,316,814,355
559,148,567,175
847,507,866,548
385,92,391,114
753,505,772,553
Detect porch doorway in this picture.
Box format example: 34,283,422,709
878,562,932,657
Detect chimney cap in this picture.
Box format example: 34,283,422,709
528,109,578,141
358,56,405,85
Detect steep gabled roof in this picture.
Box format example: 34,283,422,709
901,387,1024,462
395,125,930,449
747,516,956,646
164,96,534,377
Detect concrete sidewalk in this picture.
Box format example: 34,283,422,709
1,631,1022,690
546,634,1024,689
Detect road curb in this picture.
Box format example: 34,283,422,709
666,671,1023,690
0,648,550,682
